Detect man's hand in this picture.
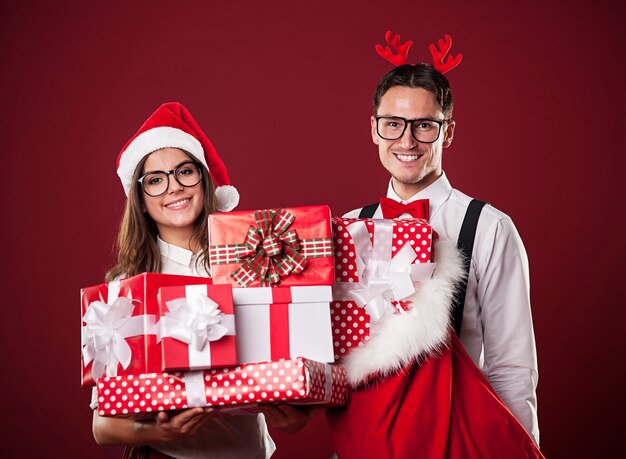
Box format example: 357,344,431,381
260,404,323,434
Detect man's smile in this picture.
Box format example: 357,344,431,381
394,152,423,163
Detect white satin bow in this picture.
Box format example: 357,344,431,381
334,219,435,323
348,221,417,321
158,294,230,351
81,297,139,379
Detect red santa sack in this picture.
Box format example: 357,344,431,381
326,240,543,459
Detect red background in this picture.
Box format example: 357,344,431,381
1,1,624,458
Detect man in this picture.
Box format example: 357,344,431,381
342,62,539,444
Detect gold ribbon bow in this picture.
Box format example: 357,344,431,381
232,208,307,287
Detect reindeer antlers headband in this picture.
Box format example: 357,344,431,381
375,31,462,74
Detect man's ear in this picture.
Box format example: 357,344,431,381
371,116,380,145
442,120,455,148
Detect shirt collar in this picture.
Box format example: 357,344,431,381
386,172,453,218
157,236,195,267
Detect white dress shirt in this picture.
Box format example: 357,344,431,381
91,237,276,459
344,173,540,445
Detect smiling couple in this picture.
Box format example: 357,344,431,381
92,32,540,459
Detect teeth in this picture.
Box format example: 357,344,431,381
166,198,190,208
396,154,419,162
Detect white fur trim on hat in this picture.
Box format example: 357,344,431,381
117,126,208,196
341,238,465,387
214,185,240,212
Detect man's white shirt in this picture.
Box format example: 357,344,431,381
343,172,539,444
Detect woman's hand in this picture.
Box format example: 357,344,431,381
93,407,218,445
150,408,216,441
260,404,323,434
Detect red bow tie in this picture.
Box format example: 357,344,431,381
379,197,430,220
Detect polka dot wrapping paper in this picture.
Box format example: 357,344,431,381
330,217,435,360
208,205,334,288
96,357,349,418
81,273,214,387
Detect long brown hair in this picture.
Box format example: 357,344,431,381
105,151,216,281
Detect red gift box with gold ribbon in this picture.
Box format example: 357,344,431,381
208,205,334,288
80,273,212,387
96,357,348,418
331,217,436,360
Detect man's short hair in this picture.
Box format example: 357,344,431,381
373,64,454,118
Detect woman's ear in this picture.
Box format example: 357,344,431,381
135,186,147,213
138,196,147,213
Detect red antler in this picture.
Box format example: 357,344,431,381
429,34,463,74
375,30,413,66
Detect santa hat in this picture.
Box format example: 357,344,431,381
116,102,240,212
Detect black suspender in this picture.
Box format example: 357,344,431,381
358,203,379,218
451,199,487,337
355,199,487,337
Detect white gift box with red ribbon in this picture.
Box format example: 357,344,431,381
232,285,334,364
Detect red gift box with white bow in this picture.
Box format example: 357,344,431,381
95,357,349,417
232,285,335,364
208,206,334,288
157,284,237,371
80,273,212,387
331,217,436,360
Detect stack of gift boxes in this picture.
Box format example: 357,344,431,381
81,205,435,418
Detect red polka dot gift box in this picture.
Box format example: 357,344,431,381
96,357,349,418
208,206,334,288
232,285,334,364
331,217,437,360
81,273,213,387
157,284,237,372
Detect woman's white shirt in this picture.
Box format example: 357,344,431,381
156,236,211,277
91,237,276,459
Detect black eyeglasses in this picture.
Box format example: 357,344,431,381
375,116,448,143
137,161,203,197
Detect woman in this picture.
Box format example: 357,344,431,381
90,102,275,459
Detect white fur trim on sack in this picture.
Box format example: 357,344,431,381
117,126,208,196
341,238,465,387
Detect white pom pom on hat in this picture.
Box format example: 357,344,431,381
116,102,239,212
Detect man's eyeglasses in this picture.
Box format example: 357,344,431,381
375,116,448,144
137,161,202,197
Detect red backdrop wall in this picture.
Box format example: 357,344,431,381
1,1,624,457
